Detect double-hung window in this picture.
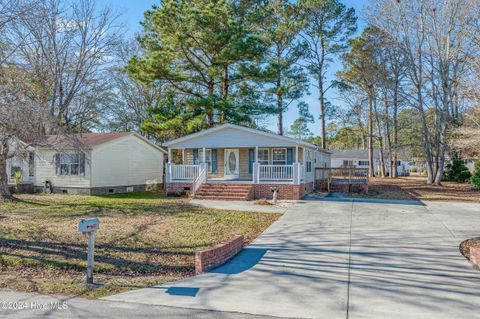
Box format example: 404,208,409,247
272,148,287,165
258,148,269,165
343,160,353,167
306,150,312,173
358,160,369,166
56,153,85,176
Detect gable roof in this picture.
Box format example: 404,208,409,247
40,132,166,153
163,123,322,150
44,132,133,147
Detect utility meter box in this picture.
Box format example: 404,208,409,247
78,218,100,233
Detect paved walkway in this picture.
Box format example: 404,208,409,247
104,199,480,319
190,199,294,213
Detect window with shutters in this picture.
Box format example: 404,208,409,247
56,153,84,176
198,149,212,172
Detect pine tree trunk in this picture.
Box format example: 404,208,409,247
373,98,386,177
318,75,326,149
277,92,283,136
368,90,374,178
392,80,399,178
384,90,394,178
207,81,215,127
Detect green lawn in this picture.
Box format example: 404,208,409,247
0,192,280,298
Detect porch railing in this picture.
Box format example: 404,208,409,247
167,163,200,181
315,167,369,182
259,164,294,181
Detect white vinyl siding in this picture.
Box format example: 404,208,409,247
34,148,91,188
90,135,163,188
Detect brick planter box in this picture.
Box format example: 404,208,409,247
470,247,480,268
195,235,244,274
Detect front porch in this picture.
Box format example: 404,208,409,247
165,147,313,200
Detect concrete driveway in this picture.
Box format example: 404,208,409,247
104,199,480,319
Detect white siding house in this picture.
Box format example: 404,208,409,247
34,132,165,195
164,124,331,200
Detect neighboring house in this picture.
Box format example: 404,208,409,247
164,123,331,200
5,139,35,185
463,158,479,173
331,149,411,176
33,132,166,195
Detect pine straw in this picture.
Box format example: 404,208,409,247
350,176,480,202
459,238,480,261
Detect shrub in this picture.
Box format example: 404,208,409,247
444,160,471,183
410,167,418,173
471,160,480,189
13,171,22,186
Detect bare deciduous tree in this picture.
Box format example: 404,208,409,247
0,0,121,200
368,0,479,184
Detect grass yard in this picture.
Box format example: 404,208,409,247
0,192,280,298
350,176,480,202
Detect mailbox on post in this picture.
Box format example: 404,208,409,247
78,218,100,233
78,218,100,285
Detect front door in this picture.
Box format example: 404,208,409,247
224,149,240,179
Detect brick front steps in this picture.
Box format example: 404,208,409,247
195,184,253,200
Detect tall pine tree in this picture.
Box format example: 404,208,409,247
255,0,308,136
127,0,272,140
298,0,357,149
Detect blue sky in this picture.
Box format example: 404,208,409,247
98,0,368,135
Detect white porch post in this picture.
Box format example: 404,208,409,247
293,163,300,185
202,147,206,163
182,148,185,163
295,146,299,163
168,148,172,163
254,146,259,184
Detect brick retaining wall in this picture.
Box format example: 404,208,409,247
195,235,244,274
470,247,480,268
